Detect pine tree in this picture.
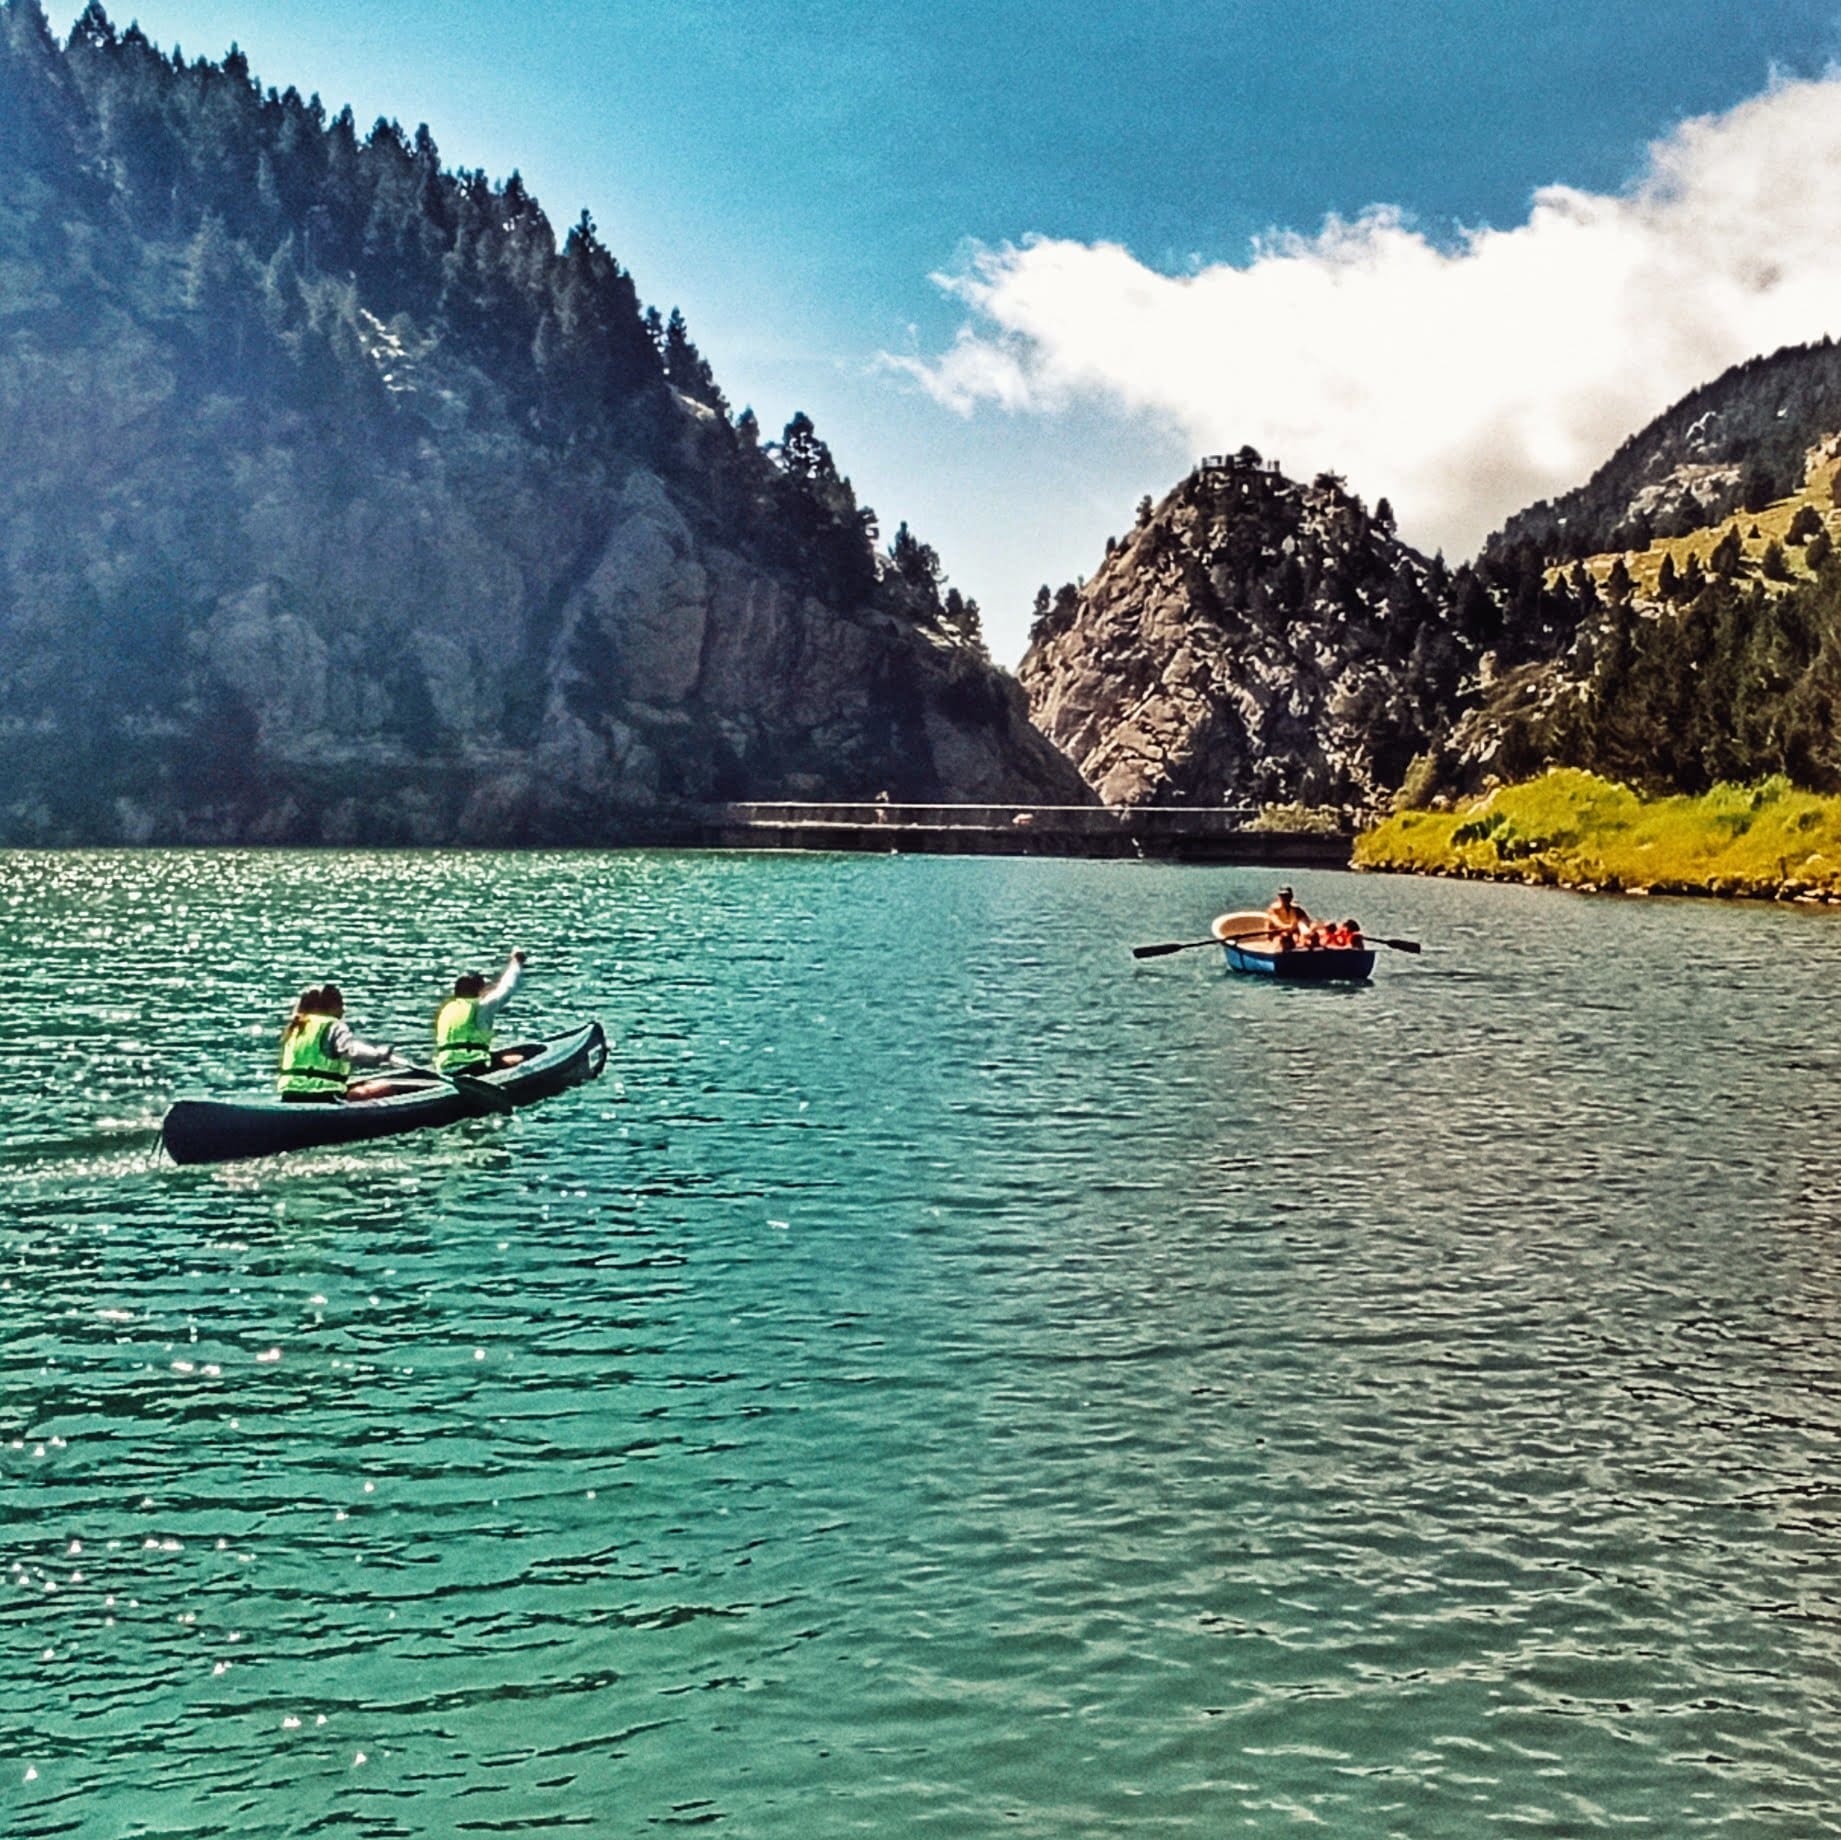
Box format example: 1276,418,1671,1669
774,411,837,482
662,306,723,410
942,587,985,653
889,521,941,593
1028,584,1054,644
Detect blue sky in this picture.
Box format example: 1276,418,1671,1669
76,2,1841,658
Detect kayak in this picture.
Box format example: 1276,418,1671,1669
1212,910,1374,981
1221,937,1375,981
161,1021,609,1165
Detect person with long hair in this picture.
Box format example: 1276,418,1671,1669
276,983,395,1102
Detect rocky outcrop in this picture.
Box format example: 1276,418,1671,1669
0,3,1084,843
1022,340,1841,816
1018,453,1576,810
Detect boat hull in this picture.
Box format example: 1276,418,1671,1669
161,1021,609,1165
1221,941,1375,981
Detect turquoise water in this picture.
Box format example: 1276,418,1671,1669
4,849,1841,1836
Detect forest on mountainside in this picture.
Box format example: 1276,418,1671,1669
1486,339,1841,563
1423,379,1841,804
0,0,1073,843
1431,547,1841,799
1023,374,1841,812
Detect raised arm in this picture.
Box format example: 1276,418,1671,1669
475,949,526,1026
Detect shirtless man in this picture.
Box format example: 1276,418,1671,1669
1265,885,1312,943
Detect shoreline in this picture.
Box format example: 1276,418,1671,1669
1355,769,1841,905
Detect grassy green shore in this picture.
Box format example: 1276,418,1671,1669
1355,769,1841,900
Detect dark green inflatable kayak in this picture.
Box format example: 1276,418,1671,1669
161,1021,608,1165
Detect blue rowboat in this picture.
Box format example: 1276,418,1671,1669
161,1021,609,1165
1220,938,1376,981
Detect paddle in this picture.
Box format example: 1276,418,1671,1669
1132,927,1422,959
1132,937,1225,959
388,1058,516,1114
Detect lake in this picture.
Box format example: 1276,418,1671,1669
3,849,1840,1837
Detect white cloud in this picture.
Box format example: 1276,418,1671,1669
891,75,1841,559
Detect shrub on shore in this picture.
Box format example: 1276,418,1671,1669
1248,802,1348,835
1355,768,1841,899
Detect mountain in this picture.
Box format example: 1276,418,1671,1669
1485,338,1841,564
0,2,1084,844
1023,339,1841,814
1016,450,1584,809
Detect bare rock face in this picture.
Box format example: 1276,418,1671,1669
1019,456,1516,809
0,419,1083,843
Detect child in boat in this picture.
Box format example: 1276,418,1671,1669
1337,919,1364,948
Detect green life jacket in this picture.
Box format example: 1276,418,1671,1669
434,996,493,1073
277,1013,350,1097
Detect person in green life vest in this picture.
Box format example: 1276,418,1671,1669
433,949,528,1077
276,984,396,1103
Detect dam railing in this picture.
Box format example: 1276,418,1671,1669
692,802,1354,865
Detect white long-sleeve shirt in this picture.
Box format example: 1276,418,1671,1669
471,950,522,1024
474,953,523,1028
326,1019,395,1070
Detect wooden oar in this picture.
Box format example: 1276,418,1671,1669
1133,928,1423,959
1133,912,1273,958
1132,937,1227,959
388,1058,516,1114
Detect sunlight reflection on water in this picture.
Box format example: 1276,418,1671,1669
3,850,1841,1836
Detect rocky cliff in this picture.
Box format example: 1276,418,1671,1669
1017,453,1579,809
0,2,1084,844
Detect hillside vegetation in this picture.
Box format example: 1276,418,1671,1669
1419,433,1841,804
1487,339,1841,563
1359,769,1841,900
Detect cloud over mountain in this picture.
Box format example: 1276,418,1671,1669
894,75,1841,560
